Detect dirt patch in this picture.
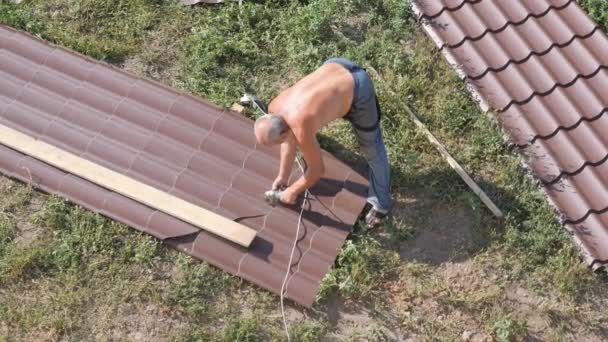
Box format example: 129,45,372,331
92,302,186,341
398,202,484,265
324,290,373,328
0,177,46,246
504,285,608,341
122,53,182,88
121,21,188,87
0,321,7,340
389,254,608,341
319,290,402,341
331,15,369,44
0,176,12,188
13,195,44,246
276,68,305,94
13,220,40,246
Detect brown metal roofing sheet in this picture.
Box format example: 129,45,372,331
545,163,608,224
525,116,608,184
0,24,368,307
568,216,608,270
414,0,608,269
498,77,608,146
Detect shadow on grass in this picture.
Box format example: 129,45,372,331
294,132,516,336
317,132,510,266
546,308,608,340
392,168,507,265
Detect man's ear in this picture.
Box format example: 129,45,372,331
280,129,293,143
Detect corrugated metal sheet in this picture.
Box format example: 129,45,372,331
0,25,368,306
413,0,608,270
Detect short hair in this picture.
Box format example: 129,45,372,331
255,114,287,143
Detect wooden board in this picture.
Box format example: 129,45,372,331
0,124,257,247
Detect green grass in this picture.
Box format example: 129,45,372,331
318,236,400,305
492,316,528,342
1,0,608,340
167,255,240,319
1,0,190,63
580,0,608,32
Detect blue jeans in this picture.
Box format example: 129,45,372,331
324,58,392,213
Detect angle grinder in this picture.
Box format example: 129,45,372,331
264,190,283,207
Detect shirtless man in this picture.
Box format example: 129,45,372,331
254,58,391,228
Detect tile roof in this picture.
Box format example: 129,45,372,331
413,0,608,270
0,24,368,306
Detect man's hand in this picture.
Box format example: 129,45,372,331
272,176,288,191
280,188,298,205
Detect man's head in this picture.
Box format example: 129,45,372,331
254,114,289,145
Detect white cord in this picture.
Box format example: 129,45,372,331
240,93,267,115
280,157,308,342
243,93,307,341
280,193,307,342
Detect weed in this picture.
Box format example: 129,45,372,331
492,316,528,342
0,182,21,250
167,254,239,319
180,328,215,342
541,247,598,301
318,235,399,304
183,3,281,106
365,324,391,341
0,183,32,213
290,320,328,342
0,237,52,284
222,316,261,342
0,215,14,247
30,197,158,272
0,1,46,34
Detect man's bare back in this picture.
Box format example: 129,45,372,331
268,63,354,132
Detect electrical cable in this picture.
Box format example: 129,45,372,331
242,93,308,342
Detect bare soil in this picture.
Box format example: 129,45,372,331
399,204,479,265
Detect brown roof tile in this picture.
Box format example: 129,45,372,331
414,0,608,269
0,24,368,307
568,216,608,270
498,77,608,146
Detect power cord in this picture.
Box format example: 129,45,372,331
240,93,309,342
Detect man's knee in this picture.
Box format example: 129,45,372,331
359,132,386,159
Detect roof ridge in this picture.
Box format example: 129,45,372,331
542,150,608,186
417,0,482,20
437,0,576,50
467,26,601,80
516,107,608,148
499,64,608,112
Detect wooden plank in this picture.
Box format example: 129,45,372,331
0,123,257,247
405,105,504,219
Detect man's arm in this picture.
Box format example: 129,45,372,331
274,134,297,190
281,125,324,204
